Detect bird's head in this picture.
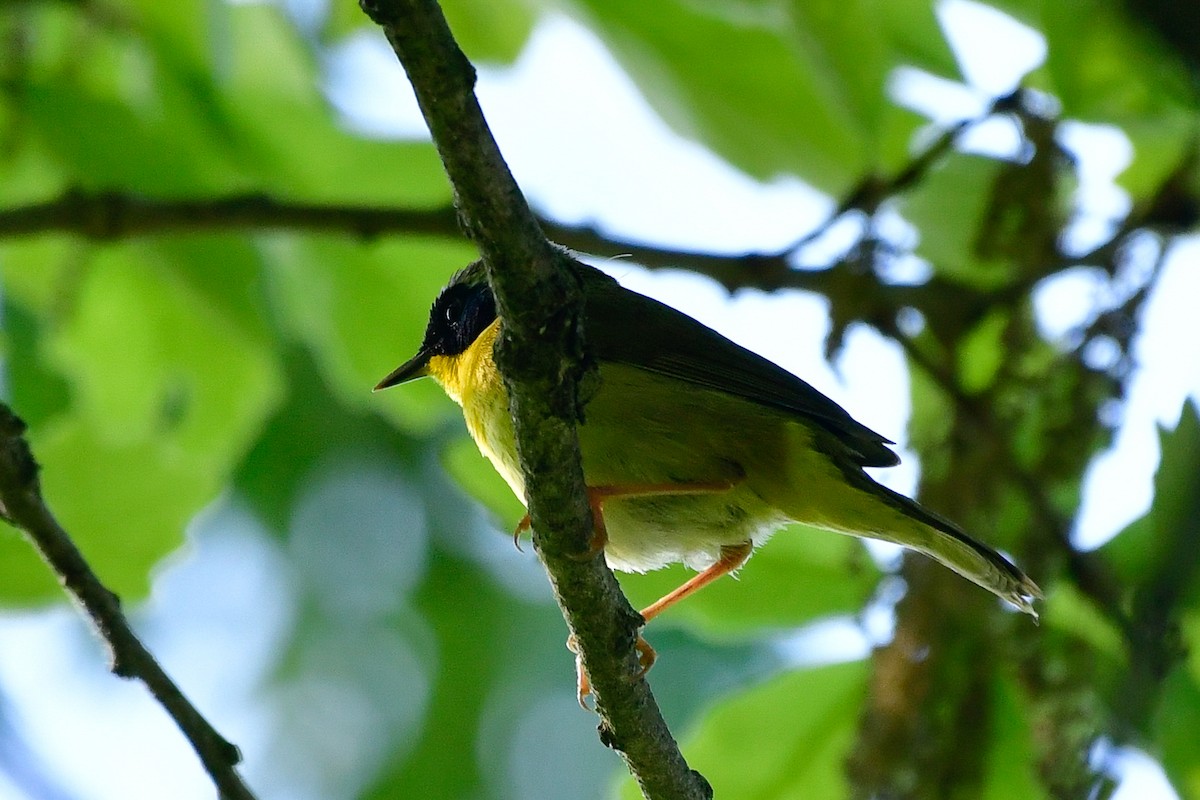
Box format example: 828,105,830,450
374,260,497,392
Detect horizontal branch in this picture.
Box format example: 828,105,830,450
0,187,978,302
0,405,257,800
0,188,462,240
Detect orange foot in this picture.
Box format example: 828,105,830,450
570,632,658,709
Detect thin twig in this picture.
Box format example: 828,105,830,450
0,404,256,800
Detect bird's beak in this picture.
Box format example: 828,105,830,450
374,348,433,391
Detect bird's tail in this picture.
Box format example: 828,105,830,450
760,428,1042,617
863,481,1043,618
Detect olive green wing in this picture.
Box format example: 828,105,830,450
578,266,900,468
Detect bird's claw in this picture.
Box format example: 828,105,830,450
512,514,531,552
568,632,658,710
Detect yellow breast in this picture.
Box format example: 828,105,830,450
426,320,525,499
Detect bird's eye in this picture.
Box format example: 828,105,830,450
426,283,495,357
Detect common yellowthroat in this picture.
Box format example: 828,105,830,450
377,258,1041,688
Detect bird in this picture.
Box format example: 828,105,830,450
375,257,1042,700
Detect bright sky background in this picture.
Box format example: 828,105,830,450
2,1,1198,798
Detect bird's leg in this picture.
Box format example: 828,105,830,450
564,479,742,706
571,540,753,708
517,478,742,706
640,541,754,622
570,631,660,709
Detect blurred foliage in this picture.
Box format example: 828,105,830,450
0,0,1198,799
620,661,871,799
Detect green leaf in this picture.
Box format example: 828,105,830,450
441,0,537,64
323,0,536,60
0,239,284,602
1,417,224,600
223,4,320,105
123,0,224,76
1100,401,1200,598
982,673,1046,800
1042,582,1126,664
957,309,1009,394
1037,0,1193,121
1139,401,1200,605
0,104,63,206
876,0,962,79
0,537,57,598
8,1,246,195
896,155,1014,288
225,93,451,205
1185,610,1200,687
2,299,71,432
234,347,421,533
570,0,957,190
264,235,473,432
907,352,956,482
48,243,280,457
622,661,868,799
787,0,889,140
990,0,1197,204
785,0,959,147
441,436,526,527
572,0,914,191
1154,666,1200,800
322,0,375,42
1115,113,1198,201
620,526,879,637
19,82,224,194
220,5,451,204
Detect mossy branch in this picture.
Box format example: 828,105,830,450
357,1,711,797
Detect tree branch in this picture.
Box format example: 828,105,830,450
0,93,1019,294
0,404,257,800
356,1,711,797
0,188,462,240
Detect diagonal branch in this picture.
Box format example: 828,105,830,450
0,404,257,800
357,1,711,798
